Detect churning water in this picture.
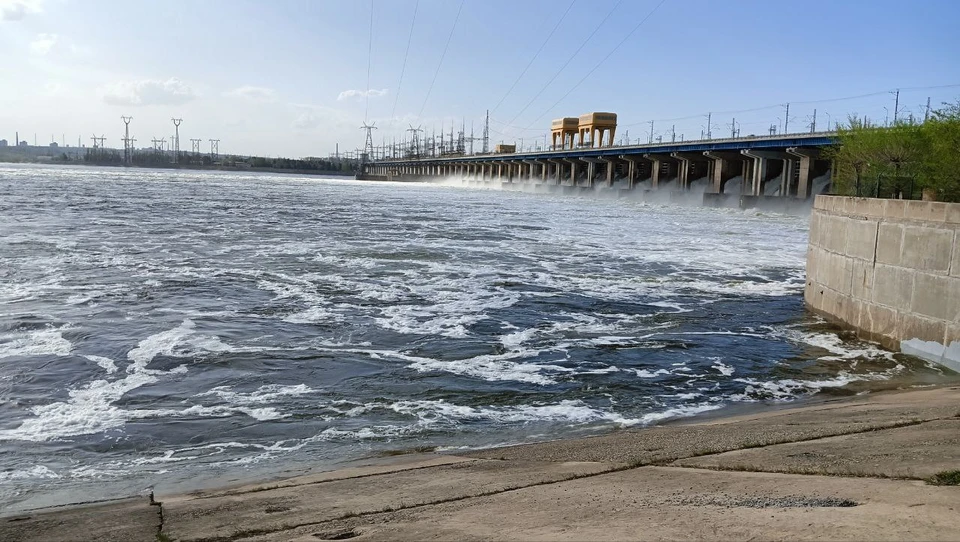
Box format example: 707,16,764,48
0,164,947,512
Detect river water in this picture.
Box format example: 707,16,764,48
0,164,947,512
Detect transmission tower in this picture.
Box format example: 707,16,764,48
152,137,164,153
209,139,220,160
482,109,489,154
360,122,377,162
171,118,182,164
90,134,106,159
406,125,423,159
468,122,476,155
121,116,133,165
190,138,201,155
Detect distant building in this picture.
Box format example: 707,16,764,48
0,139,7,147
49,142,58,148
19,141,28,146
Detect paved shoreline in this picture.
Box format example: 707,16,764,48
4,385,959,541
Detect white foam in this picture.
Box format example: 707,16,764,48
0,319,274,441
283,306,341,324
731,374,876,402
0,465,61,482
785,328,896,362
196,384,316,405
0,326,72,359
127,319,197,368
710,358,735,376
634,368,671,378
84,355,118,374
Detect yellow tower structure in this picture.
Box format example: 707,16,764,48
551,117,579,150
578,112,617,148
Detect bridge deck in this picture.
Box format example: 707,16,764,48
372,132,837,166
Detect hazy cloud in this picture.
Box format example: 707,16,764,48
337,88,388,101
29,33,57,55
0,0,42,21
101,77,198,106
224,85,277,102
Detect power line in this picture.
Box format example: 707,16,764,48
489,0,576,116
364,0,375,122
523,0,668,129
505,0,625,127
417,0,464,119
391,0,419,119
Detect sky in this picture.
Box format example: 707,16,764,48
2,0,959,158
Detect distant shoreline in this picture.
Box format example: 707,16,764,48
0,159,358,178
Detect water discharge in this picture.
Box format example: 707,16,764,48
0,164,947,512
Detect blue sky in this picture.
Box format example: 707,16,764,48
2,0,959,157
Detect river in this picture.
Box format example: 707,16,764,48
0,163,943,512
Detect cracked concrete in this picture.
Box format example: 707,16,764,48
3,386,959,541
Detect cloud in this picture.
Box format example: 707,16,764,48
337,88,388,101
224,85,277,102
101,78,198,106
0,0,42,21
29,33,57,55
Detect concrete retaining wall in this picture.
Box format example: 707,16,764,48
805,196,960,371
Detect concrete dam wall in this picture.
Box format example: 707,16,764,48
805,196,960,371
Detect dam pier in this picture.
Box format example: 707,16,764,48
359,131,837,211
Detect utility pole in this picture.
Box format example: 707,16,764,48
171,118,182,164
671,125,676,143
892,89,900,124
924,96,931,123
783,104,789,134
482,110,490,154
810,108,817,133
706,113,712,139
730,117,738,138
648,120,654,144
121,115,132,166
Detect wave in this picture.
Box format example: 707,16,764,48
0,326,73,359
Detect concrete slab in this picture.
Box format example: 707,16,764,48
0,498,158,542
183,455,473,499
463,387,960,464
162,460,614,541
247,467,960,542
875,221,903,266
902,225,954,273
674,419,960,478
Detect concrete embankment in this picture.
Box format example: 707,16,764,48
805,195,960,371
4,386,960,541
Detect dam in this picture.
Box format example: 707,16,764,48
359,131,836,210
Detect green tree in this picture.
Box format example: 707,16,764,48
828,100,960,202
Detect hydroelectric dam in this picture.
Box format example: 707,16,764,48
359,132,837,211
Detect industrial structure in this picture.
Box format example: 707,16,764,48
551,118,578,150
549,112,618,149
576,112,617,148
358,131,835,209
